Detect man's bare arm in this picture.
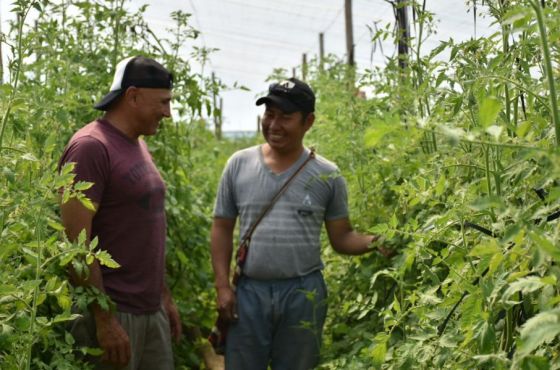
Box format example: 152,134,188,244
61,198,131,367
325,218,392,257
210,217,237,321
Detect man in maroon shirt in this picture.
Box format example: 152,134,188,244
60,56,181,369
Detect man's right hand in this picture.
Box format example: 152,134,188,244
94,312,131,367
216,285,238,322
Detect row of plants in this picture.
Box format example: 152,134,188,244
284,0,560,369
2,0,559,368
0,0,250,368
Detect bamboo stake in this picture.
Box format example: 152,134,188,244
530,0,560,147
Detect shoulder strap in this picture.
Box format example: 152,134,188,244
242,147,315,242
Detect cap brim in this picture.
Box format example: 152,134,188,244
255,95,299,113
94,89,124,111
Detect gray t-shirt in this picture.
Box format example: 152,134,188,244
214,145,348,279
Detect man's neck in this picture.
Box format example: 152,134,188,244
262,143,304,173
102,111,138,140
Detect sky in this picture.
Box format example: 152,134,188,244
1,0,496,132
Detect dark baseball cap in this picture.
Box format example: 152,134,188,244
256,78,315,114
94,56,173,111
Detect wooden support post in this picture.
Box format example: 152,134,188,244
292,67,296,79
396,0,410,70
319,32,325,71
0,8,3,84
302,53,308,81
257,115,261,134
216,97,223,140
211,72,221,139
345,0,354,66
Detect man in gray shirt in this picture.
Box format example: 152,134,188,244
211,78,391,370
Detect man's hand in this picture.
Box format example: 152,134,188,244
377,245,396,258
369,235,396,258
163,297,182,342
216,285,237,322
94,312,131,367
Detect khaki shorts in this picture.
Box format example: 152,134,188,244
70,307,174,370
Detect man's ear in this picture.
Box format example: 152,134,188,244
123,86,140,107
304,112,315,131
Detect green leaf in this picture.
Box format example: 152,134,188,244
0,285,18,296
52,313,81,324
364,124,392,147
519,356,550,370
65,331,75,345
503,276,556,300
479,321,496,354
59,250,77,266
21,152,38,162
390,213,398,228
80,347,104,356
370,333,388,368
469,196,504,211
57,294,72,310
61,162,75,175
74,181,94,191
369,223,388,234
478,97,502,128
529,232,560,262
95,250,120,269
469,239,501,257
516,121,532,138
487,252,504,277
47,219,65,232
77,230,87,245
392,294,401,314
518,309,560,356
89,237,99,251
79,196,96,211
435,174,446,196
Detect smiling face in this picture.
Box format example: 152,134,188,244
261,104,314,155
130,87,172,136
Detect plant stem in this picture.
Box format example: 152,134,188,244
531,0,560,147
25,213,43,370
112,0,126,68
484,145,492,196
0,4,33,149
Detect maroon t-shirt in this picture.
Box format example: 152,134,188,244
59,119,166,314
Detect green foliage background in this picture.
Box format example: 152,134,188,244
300,1,560,369
2,0,560,369
0,1,253,368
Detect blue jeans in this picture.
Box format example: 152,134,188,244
225,270,328,370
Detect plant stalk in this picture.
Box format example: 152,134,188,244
0,4,33,149
25,213,43,370
531,0,560,147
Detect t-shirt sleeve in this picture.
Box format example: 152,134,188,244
58,136,109,204
324,171,349,220
213,156,239,219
